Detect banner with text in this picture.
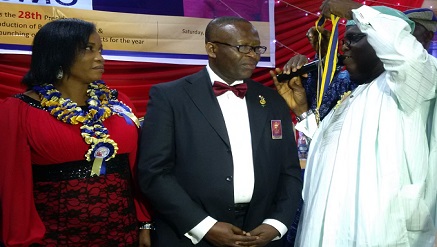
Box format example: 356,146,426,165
0,0,275,67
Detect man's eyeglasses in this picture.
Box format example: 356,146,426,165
210,41,267,55
341,33,367,48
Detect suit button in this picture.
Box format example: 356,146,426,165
227,149,231,153
226,176,232,182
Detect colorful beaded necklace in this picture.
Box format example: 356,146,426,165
33,80,140,176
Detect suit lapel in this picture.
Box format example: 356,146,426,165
184,69,231,148
245,80,269,156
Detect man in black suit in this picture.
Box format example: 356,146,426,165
137,16,302,247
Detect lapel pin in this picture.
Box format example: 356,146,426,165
259,95,266,107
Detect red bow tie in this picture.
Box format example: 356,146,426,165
212,81,248,99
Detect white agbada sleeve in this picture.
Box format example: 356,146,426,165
352,6,437,113
294,113,318,139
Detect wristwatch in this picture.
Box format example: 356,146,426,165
296,109,313,122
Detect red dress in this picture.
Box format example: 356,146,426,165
0,92,151,247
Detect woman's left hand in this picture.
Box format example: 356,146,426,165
139,229,151,247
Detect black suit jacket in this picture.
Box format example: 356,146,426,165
138,68,302,246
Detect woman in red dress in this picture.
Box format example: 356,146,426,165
0,18,152,246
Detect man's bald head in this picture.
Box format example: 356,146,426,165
205,16,253,43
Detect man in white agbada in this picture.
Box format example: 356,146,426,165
271,0,437,246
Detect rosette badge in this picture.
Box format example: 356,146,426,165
88,140,118,176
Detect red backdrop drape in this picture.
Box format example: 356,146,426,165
0,0,424,117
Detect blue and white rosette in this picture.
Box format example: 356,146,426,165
88,140,118,176
110,102,140,128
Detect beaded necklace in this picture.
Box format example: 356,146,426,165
33,80,140,176
334,90,352,110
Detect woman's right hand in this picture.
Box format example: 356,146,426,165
307,26,331,57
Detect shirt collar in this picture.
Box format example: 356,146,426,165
206,64,244,87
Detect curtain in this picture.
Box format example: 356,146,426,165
0,0,424,117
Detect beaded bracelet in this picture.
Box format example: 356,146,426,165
139,222,155,230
